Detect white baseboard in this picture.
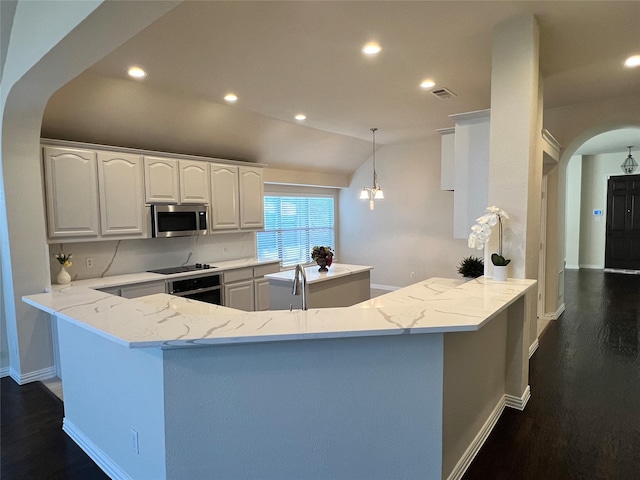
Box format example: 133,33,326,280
604,268,640,275
554,303,566,319
579,264,603,269
505,385,531,411
564,264,579,270
370,283,399,292
63,418,131,480
446,396,506,480
10,365,57,385
0,366,9,378
529,338,539,358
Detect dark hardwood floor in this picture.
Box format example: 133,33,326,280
1,377,108,479
464,269,640,480
1,269,638,479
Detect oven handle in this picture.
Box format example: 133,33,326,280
169,285,222,296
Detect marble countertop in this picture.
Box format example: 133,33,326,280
264,263,372,284
24,276,536,349
51,258,280,292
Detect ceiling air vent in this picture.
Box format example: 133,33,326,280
431,87,457,99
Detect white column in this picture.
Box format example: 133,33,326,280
488,15,542,280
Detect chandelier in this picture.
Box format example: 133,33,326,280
359,128,384,210
621,146,638,174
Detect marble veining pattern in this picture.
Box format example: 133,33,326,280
24,276,536,349
264,263,373,284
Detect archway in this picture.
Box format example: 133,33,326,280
564,127,640,271
0,1,180,382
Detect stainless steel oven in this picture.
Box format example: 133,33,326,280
168,274,223,305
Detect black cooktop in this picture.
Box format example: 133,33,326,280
147,264,217,275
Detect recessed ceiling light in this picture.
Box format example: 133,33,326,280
420,79,436,89
224,93,238,103
127,66,146,79
294,114,307,121
624,55,640,68
362,42,381,56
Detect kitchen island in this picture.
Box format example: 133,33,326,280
23,276,536,480
265,263,372,309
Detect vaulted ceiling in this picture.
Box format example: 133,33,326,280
41,1,640,175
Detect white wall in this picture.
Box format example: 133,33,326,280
163,334,445,479
564,155,582,269
0,1,179,381
0,239,7,375
578,152,630,269
58,318,166,479
339,136,470,288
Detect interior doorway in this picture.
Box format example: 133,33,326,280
605,174,640,269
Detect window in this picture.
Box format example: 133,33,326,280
257,195,335,267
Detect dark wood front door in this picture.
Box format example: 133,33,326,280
605,174,640,269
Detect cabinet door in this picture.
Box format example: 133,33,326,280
43,146,100,238
254,277,271,311
120,281,166,299
210,164,240,230
144,156,180,204
97,151,146,236
179,160,208,204
239,166,264,229
224,280,255,312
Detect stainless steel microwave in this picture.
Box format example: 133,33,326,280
151,205,208,238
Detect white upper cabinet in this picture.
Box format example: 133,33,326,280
179,160,208,204
209,164,240,230
144,156,180,204
239,166,264,229
210,164,264,231
97,151,146,237
43,146,100,238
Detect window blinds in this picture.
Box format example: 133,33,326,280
257,196,335,267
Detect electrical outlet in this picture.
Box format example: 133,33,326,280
130,428,139,454
86,257,94,268
410,272,416,279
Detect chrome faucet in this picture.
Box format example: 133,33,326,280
292,264,308,310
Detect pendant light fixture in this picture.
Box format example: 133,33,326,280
621,146,638,174
359,127,384,210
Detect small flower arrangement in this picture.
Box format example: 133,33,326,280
311,246,334,262
311,246,334,271
468,206,511,266
54,252,72,268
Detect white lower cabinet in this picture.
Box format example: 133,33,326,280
223,263,279,311
224,280,255,311
120,281,167,299
254,277,271,311
97,280,166,299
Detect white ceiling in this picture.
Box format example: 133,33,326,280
41,1,640,174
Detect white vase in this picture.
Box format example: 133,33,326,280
57,266,71,285
493,265,508,282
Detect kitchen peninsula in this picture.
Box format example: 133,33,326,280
23,276,536,480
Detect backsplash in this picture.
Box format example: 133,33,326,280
48,232,256,282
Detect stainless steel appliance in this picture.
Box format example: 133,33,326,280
167,272,222,305
151,205,208,238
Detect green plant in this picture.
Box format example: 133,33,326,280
491,253,511,267
457,255,484,278
54,252,72,267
